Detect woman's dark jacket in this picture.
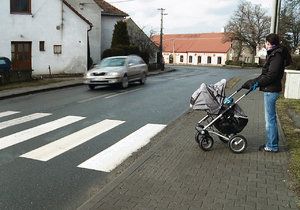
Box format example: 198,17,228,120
255,46,287,92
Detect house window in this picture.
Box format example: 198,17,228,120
189,56,193,63
10,0,31,13
207,56,212,64
169,54,173,64
217,57,222,64
39,41,45,51
197,56,201,64
53,45,62,54
180,55,183,62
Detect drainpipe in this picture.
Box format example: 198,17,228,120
61,0,64,30
48,65,52,77
87,24,93,70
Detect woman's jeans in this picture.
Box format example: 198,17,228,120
264,92,280,151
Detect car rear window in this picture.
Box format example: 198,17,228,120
0,60,6,65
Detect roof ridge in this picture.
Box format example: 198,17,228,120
93,0,128,16
63,0,93,27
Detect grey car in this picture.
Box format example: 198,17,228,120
84,55,148,89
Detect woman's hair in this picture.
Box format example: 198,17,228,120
266,33,280,46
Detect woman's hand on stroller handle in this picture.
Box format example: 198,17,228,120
224,97,233,105
241,80,259,91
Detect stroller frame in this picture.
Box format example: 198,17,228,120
195,87,252,153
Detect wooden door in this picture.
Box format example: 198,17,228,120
11,42,32,71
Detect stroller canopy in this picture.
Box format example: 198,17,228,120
190,79,226,114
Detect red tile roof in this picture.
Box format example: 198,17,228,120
152,33,231,53
94,0,128,17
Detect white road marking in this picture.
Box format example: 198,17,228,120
0,111,20,118
78,123,166,172
21,119,125,161
0,113,51,130
0,116,85,150
78,93,113,103
104,88,141,99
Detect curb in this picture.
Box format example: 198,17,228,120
0,82,83,100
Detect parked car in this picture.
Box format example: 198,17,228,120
84,55,148,89
0,57,11,72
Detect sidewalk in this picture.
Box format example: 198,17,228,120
78,87,299,210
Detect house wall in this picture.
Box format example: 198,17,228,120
65,0,102,64
126,18,158,64
0,0,90,75
163,52,228,65
101,15,124,55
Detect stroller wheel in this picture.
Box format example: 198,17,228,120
195,125,204,144
196,134,214,151
228,135,247,153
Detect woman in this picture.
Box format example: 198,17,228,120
242,33,291,153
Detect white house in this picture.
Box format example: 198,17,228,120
152,33,232,66
65,0,102,64
93,0,128,55
0,0,92,75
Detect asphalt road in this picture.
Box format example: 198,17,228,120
0,66,258,209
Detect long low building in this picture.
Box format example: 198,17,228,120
152,33,232,66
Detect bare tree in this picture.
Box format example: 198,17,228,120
280,0,300,51
224,1,270,63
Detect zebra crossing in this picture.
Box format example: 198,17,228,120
0,111,166,172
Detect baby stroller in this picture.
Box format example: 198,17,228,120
190,79,254,153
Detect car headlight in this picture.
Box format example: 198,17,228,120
107,72,120,76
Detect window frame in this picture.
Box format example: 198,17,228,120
53,45,62,54
180,55,183,62
207,56,212,64
10,0,31,14
197,56,201,64
39,41,45,52
189,56,193,63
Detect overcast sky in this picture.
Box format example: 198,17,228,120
106,0,273,35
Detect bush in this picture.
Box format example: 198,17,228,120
225,60,259,67
102,48,125,59
287,55,300,70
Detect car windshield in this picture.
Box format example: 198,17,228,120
0,60,6,65
99,58,126,67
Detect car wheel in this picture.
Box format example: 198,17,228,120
88,84,96,90
121,75,128,89
139,73,146,85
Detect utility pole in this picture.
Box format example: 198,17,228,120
271,0,281,33
158,8,167,70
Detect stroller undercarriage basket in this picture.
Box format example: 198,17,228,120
190,79,252,153
214,104,248,135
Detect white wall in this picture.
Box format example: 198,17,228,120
163,52,227,65
101,15,124,54
65,0,102,64
0,0,90,75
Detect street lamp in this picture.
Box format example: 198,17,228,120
271,0,281,33
158,8,167,70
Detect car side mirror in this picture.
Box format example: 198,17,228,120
128,63,134,67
